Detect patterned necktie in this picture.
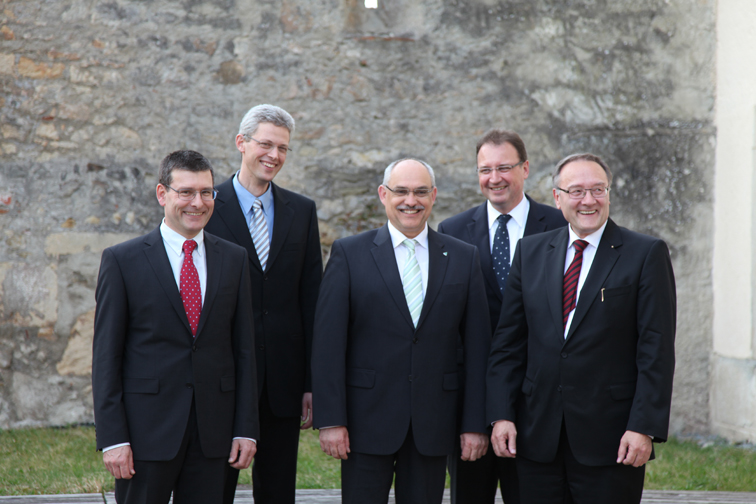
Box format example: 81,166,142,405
402,239,423,328
250,199,270,270
492,214,512,292
180,240,201,337
562,239,589,329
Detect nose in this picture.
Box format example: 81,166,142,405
580,190,597,203
405,191,418,206
267,147,280,160
489,169,503,184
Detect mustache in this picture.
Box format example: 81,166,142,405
397,204,425,211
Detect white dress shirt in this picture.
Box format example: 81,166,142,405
562,221,608,338
387,221,430,299
487,196,530,264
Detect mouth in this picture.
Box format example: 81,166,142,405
578,210,597,215
398,206,424,215
261,161,277,169
488,185,508,192
184,211,204,216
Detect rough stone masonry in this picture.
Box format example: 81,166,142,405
0,0,714,435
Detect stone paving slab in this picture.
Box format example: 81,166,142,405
3,489,756,503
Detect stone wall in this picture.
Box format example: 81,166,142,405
0,0,715,434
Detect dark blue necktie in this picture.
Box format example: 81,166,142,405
492,214,512,292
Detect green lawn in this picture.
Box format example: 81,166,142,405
1,426,755,495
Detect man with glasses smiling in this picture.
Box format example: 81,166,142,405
486,153,676,503
205,104,323,504
312,158,491,504
92,150,258,504
438,129,565,504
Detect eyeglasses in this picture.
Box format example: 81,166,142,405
556,186,610,199
383,185,434,198
477,161,524,176
165,185,217,201
248,136,292,156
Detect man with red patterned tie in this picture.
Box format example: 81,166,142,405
486,153,676,504
92,150,259,504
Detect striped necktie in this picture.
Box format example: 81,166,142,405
563,239,588,329
402,239,423,328
250,199,270,270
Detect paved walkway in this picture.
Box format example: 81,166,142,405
2,489,756,503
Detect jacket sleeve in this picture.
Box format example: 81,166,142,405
300,200,324,393
232,250,259,440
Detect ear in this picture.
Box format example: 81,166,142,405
430,186,438,204
235,134,246,153
552,188,561,209
521,160,530,179
156,184,168,207
378,184,388,205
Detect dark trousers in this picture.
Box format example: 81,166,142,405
223,387,301,504
115,399,227,504
448,441,520,504
341,425,447,504
516,422,644,504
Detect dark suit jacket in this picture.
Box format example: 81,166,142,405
92,227,258,460
487,219,676,466
204,177,322,417
312,225,491,457
437,195,566,333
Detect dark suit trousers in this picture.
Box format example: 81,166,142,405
115,399,227,504
448,443,519,504
224,386,301,504
516,421,644,504
341,425,447,504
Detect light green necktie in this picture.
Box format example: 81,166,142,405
402,239,423,327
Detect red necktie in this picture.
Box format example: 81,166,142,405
181,240,201,337
562,240,588,329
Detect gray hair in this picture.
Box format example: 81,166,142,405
238,104,295,141
382,158,436,187
552,153,613,187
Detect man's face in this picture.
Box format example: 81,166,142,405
378,160,437,239
552,160,610,238
477,142,529,214
235,122,291,194
156,169,215,239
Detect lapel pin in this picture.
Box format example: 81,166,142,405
443,252,448,256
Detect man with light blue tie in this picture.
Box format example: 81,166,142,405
312,158,492,504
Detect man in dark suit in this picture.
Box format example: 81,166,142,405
204,104,323,504
438,129,566,504
312,158,492,504
92,150,258,504
487,153,676,503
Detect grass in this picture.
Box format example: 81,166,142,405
2,426,756,495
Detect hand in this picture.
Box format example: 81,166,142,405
301,392,313,429
319,426,350,460
617,430,652,467
460,432,489,461
103,445,135,479
228,439,257,469
491,420,517,458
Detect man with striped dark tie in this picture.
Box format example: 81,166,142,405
486,153,677,504
312,158,492,504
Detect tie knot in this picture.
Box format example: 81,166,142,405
497,214,512,225
252,199,263,210
573,239,588,253
403,239,416,252
182,239,197,255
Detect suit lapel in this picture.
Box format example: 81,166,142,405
267,183,293,272
214,177,264,272
416,229,448,330
195,233,221,340
142,227,192,336
469,203,500,300
545,228,569,341
523,195,548,236
371,225,415,330
566,219,622,340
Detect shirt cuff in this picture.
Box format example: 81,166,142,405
233,437,257,444
103,442,130,452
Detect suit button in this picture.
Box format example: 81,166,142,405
413,338,418,344
258,345,265,351
557,385,562,392
408,375,414,382
192,346,197,352
263,309,269,315
264,276,268,281
185,383,193,389
561,352,568,359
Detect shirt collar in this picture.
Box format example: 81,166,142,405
486,194,530,230
233,171,274,215
567,220,608,250
387,221,429,250
160,219,205,257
